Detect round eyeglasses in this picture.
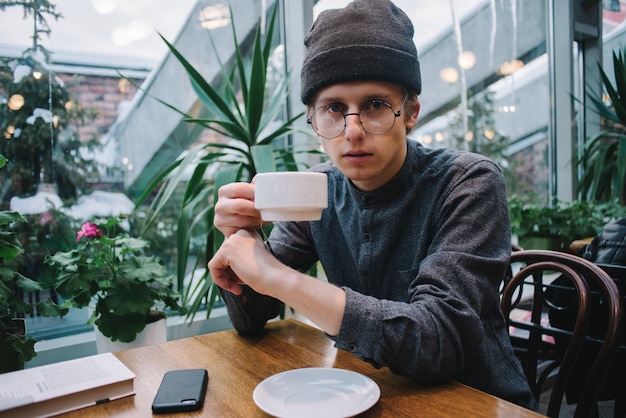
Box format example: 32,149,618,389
307,94,409,139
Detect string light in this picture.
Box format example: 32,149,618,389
47,67,55,183
8,94,25,111
4,125,16,139
199,5,230,30
499,59,524,75
440,67,459,83
457,51,476,70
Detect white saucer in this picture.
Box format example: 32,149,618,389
253,367,380,418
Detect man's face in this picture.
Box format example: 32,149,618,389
309,81,419,192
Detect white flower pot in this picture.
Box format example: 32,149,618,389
95,317,167,353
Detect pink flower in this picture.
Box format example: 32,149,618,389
76,222,103,242
40,211,56,226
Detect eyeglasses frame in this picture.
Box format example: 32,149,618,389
307,93,409,139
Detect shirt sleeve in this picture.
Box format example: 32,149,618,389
218,285,282,334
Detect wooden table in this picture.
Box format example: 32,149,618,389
61,319,544,417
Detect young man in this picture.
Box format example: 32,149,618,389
208,0,536,410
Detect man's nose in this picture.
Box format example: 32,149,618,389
343,112,364,137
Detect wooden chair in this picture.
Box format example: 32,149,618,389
597,263,626,418
501,250,623,418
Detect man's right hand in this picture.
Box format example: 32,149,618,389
214,182,267,237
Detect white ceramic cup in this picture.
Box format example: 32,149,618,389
254,172,328,221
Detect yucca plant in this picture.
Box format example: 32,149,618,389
136,5,319,320
577,47,626,204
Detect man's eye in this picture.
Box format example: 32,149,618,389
326,104,344,113
365,100,388,111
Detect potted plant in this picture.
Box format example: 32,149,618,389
1,210,69,372
45,214,185,350
135,5,320,321
576,47,626,204
508,194,626,250
0,154,68,372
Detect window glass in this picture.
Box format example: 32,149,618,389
314,1,550,197
1,1,282,341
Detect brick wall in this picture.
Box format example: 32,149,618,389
57,73,145,142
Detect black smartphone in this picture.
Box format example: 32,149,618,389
151,369,208,414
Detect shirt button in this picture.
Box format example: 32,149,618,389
363,232,370,241
348,343,357,353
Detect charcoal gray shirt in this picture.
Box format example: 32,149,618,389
220,140,536,410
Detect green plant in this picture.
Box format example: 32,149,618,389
136,5,319,320
508,194,626,248
0,1,101,201
45,215,185,342
0,209,68,366
577,47,626,204
10,208,79,289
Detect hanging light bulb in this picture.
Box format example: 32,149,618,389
499,59,524,75
4,125,16,139
199,5,230,30
8,94,25,111
33,71,42,79
440,67,459,83
117,78,131,93
457,51,476,70
92,0,118,14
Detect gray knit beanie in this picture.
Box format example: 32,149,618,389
300,0,421,104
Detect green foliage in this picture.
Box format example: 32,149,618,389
45,215,184,342
449,91,512,161
508,194,626,248
0,0,101,202
8,208,79,290
0,62,102,201
136,5,319,321
0,210,68,364
577,47,626,203
450,91,509,153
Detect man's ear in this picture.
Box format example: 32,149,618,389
405,97,420,130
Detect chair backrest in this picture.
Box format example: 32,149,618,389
502,250,623,418
597,263,626,418
597,263,626,282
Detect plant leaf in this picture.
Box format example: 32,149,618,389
251,144,277,173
